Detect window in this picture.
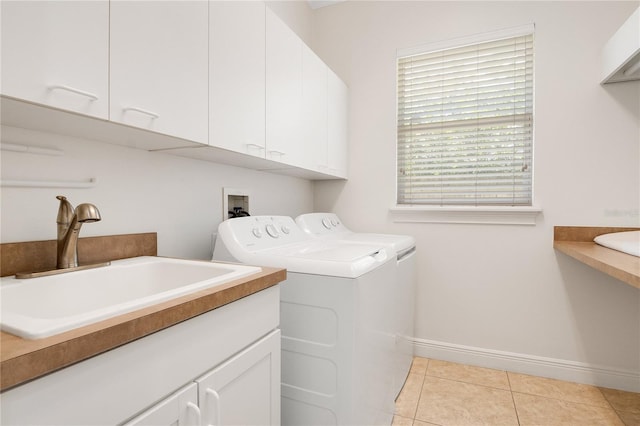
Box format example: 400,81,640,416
397,27,534,206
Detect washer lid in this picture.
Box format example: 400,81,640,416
249,240,391,277
267,240,382,261
338,233,416,254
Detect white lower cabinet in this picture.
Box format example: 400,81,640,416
0,286,280,426
123,383,200,426
124,330,281,426
197,330,280,426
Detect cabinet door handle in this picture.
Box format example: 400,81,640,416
122,107,160,119
205,388,221,426
246,143,265,150
48,85,98,101
267,150,286,156
186,402,201,426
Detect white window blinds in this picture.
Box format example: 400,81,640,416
397,30,534,206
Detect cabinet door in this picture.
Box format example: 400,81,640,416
210,1,266,157
302,45,328,172
197,330,281,426
1,0,108,119
327,70,349,178
123,383,200,426
110,1,208,144
266,8,304,167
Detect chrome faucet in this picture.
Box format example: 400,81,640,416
56,195,102,269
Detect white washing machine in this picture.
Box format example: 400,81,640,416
213,216,397,426
296,213,416,399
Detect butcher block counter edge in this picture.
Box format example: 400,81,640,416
553,226,639,289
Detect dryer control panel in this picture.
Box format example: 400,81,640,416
295,213,350,236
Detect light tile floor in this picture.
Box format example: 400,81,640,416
394,357,640,426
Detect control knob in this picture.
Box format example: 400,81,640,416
266,224,280,238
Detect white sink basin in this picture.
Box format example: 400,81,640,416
0,256,261,340
594,230,640,257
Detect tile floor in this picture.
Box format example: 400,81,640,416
394,357,640,426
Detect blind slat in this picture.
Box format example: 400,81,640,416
397,32,534,206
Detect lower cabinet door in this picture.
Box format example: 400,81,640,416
123,382,200,426
197,330,281,426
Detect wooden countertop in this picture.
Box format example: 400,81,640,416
554,226,640,289
0,264,286,392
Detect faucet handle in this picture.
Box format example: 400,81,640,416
56,195,74,225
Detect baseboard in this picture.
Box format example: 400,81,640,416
412,337,640,393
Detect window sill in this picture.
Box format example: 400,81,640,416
390,205,542,226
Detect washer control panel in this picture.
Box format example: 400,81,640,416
219,215,308,251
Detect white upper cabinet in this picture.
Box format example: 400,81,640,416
1,1,348,180
327,69,348,178
266,8,306,167
210,1,266,157
1,1,109,119
601,7,640,83
302,45,329,172
110,1,208,144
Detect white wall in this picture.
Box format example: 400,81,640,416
312,1,640,390
0,1,316,260
0,125,313,259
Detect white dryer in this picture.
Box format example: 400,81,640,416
213,216,397,426
296,213,416,399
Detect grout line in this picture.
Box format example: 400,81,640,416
506,371,522,425
598,388,628,426
510,392,522,425
425,374,513,392
411,372,427,419
411,358,429,421
511,390,625,410
507,387,613,409
413,419,444,426
612,409,627,425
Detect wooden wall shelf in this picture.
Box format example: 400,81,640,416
554,226,640,289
